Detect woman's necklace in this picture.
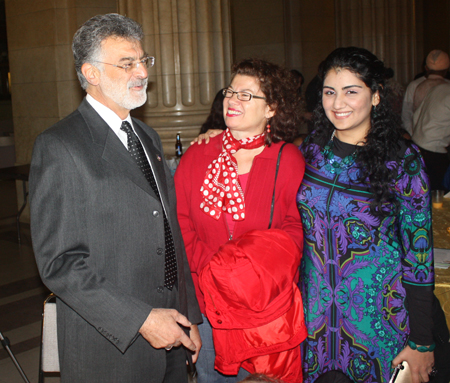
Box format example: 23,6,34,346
322,130,357,175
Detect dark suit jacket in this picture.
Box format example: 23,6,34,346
30,99,201,382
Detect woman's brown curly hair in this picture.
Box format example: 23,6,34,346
231,58,303,145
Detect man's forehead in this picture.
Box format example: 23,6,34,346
100,36,143,57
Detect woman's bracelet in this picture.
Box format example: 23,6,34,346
407,340,436,352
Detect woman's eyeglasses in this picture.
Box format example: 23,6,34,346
222,88,266,101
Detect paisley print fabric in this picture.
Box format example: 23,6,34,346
297,138,434,383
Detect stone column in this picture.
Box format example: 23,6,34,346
119,0,232,156
334,0,422,87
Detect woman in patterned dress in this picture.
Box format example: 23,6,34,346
297,47,435,383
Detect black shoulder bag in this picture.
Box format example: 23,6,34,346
268,142,288,229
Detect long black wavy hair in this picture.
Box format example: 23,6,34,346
305,47,404,215
230,58,302,145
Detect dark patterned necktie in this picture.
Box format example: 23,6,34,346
120,121,177,290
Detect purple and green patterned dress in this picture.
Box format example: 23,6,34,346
297,136,434,383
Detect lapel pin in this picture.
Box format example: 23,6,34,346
157,155,162,161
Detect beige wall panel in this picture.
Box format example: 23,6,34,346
6,0,117,170
234,43,285,67
121,0,232,153
220,0,231,83
178,0,195,106
195,1,214,105
6,0,231,161
75,0,117,7
197,31,214,105
74,6,118,27
11,82,59,118
55,8,77,45
157,0,177,108
283,0,303,71
13,117,60,162
301,0,334,16
8,46,57,84
231,0,283,21
299,0,335,85
335,0,417,87
7,10,56,50
211,2,226,86
55,44,78,82
300,40,335,83
5,0,54,17
56,80,85,118
212,31,227,90
159,36,177,108
230,0,285,65
140,0,159,108
398,0,416,85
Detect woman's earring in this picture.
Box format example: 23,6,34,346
266,118,271,133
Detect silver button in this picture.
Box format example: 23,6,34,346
153,210,160,217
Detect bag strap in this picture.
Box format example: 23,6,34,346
268,142,288,229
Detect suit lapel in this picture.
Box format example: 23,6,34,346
77,99,157,199
133,120,171,210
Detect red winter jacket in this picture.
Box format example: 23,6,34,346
199,229,307,383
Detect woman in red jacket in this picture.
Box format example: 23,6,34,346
174,58,306,383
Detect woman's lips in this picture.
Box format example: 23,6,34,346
226,108,242,117
333,111,352,118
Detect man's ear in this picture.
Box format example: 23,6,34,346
81,63,100,86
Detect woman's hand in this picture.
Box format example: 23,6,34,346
392,345,434,383
190,129,223,145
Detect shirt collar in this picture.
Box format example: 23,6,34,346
86,94,133,133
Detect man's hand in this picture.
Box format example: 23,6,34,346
392,345,434,383
139,308,196,352
189,325,202,363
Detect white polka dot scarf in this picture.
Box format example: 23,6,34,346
200,128,266,221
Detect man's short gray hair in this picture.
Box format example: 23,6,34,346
72,13,144,89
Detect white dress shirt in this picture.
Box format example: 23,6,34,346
86,94,153,162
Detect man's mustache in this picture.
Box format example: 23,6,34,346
128,78,148,89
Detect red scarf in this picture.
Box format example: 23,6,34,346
200,128,266,221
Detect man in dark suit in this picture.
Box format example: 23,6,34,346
29,13,201,383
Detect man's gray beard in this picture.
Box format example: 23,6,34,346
121,79,148,110
101,73,148,111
